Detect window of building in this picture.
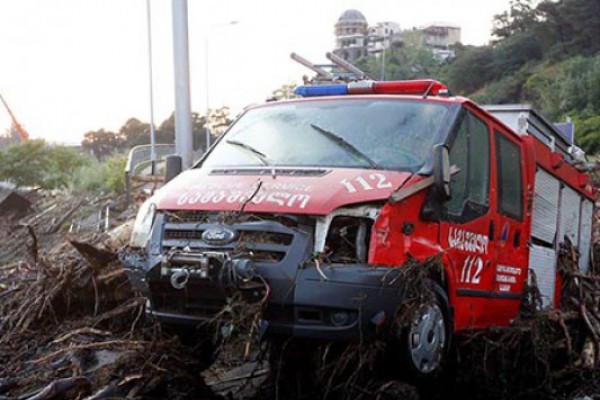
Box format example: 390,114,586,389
445,110,490,222
495,132,523,220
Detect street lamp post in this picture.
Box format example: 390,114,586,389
172,0,194,169
204,21,237,151
146,0,157,175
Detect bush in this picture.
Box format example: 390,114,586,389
0,140,86,189
71,154,127,195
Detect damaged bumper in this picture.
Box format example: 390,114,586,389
120,212,405,342
262,264,404,341
122,251,403,341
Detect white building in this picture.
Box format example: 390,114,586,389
333,10,461,63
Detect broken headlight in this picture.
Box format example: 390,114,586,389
314,206,381,264
130,198,157,248
324,216,373,263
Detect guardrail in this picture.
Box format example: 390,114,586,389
125,144,176,203
124,144,210,203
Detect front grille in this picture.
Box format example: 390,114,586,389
160,218,300,265
238,231,293,246
164,229,204,240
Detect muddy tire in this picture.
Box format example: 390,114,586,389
395,281,454,388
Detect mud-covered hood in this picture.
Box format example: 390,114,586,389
156,167,411,215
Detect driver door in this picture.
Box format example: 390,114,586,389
439,107,496,329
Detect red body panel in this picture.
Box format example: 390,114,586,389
157,167,411,215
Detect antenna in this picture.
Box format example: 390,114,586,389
325,52,375,80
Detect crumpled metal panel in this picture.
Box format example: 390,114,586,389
579,200,593,274
559,186,580,246
532,169,560,244
528,245,557,309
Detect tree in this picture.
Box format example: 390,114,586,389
82,129,124,160
120,118,151,148
442,46,494,94
492,0,539,40
0,140,86,189
0,140,48,188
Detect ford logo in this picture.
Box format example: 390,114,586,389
202,226,237,245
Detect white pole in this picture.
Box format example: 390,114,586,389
146,0,157,174
172,0,193,169
381,39,386,80
205,36,211,152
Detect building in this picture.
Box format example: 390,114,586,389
422,22,462,60
333,10,462,63
333,9,369,63
367,21,401,56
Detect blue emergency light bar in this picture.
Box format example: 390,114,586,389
294,84,348,97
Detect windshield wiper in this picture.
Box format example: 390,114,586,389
309,123,379,169
226,139,270,166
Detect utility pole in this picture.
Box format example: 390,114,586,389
172,0,193,169
146,0,157,174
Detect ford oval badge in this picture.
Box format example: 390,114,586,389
202,226,237,245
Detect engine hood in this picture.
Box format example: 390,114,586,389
156,167,412,215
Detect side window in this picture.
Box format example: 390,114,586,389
495,132,523,220
446,111,491,221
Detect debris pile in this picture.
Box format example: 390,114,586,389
2,189,600,400
0,192,216,400
452,238,600,400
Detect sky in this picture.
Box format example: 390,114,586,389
0,0,511,144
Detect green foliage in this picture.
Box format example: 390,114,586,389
492,0,538,40
574,116,600,154
357,45,440,81
525,55,600,120
490,33,543,77
442,46,494,94
70,154,127,195
0,140,87,189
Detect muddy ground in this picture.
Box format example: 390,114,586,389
1,190,599,400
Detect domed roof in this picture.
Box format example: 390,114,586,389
337,9,367,24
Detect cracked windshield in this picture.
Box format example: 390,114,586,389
203,100,452,171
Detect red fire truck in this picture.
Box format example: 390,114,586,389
122,78,595,380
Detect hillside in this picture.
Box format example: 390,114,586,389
357,0,600,153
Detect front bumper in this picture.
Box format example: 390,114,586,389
120,214,405,342
123,252,404,341
261,264,404,340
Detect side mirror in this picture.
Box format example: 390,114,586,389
432,144,451,201
165,155,182,183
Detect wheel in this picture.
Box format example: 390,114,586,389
395,281,453,382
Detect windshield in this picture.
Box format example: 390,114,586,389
201,98,455,172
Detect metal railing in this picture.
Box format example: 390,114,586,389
125,144,176,203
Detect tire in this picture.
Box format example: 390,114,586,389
395,281,454,384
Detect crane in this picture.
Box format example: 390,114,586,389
0,94,29,141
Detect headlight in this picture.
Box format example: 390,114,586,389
130,198,157,248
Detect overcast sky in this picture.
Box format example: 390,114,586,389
0,0,511,144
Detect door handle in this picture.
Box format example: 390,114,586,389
489,221,495,241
